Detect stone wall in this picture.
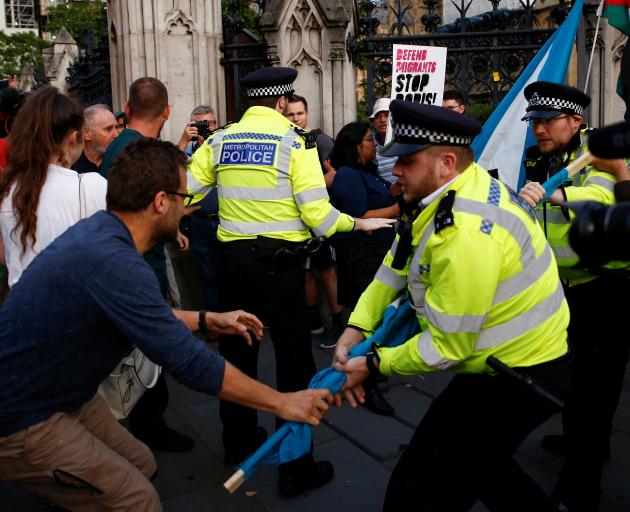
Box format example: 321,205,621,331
107,0,225,143
261,0,357,137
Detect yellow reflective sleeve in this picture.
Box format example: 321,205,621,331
291,144,354,236
186,139,216,205
377,333,434,376
348,244,407,333
564,167,615,204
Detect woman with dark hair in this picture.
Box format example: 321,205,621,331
0,86,107,286
328,121,399,415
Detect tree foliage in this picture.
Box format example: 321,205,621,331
0,31,50,78
44,1,106,41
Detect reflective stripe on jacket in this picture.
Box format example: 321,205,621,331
349,162,569,375
187,106,354,242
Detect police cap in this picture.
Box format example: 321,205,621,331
381,100,482,157
241,67,297,98
521,81,590,121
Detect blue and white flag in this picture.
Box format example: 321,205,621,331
471,0,584,192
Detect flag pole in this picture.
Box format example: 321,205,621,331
584,0,606,93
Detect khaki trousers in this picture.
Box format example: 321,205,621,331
0,394,161,511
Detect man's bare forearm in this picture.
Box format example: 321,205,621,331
219,362,283,414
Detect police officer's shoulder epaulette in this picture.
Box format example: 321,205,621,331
434,190,456,234
524,144,542,160
292,126,317,149
209,122,234,137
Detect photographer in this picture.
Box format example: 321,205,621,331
177,105,217,156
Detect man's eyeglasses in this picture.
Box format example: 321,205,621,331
527,115,569,128
165,191,194,202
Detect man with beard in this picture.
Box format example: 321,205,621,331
73,105,118,174
0,138,333,511
334,100,571,511
518,81,629,511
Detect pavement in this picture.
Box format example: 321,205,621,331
2,329,630,512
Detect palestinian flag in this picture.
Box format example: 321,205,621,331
604,0,630,34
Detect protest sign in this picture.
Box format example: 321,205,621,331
391,44,447,105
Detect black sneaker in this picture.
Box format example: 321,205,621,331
278,459,334,497
318,323,344,349
224,426,268,465
308,306,324,335
136,427,194,452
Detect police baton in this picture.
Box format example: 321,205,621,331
537,151,593,205
486,355,565,409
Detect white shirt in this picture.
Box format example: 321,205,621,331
0,164,107,286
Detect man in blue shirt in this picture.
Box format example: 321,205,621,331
0,138,332,511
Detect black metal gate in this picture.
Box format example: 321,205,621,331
66,25,112,108
350,0,576,117
220,0,269,122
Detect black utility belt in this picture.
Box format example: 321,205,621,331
222,236,305,250
192,210,219,220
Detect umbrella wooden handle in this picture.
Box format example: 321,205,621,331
224,468,245,494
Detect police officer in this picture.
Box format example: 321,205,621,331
187,67,393,496
334,100,571,511
518,81,630,510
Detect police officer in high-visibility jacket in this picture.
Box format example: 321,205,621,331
518,81,630,511
187,67,394,496
333,101,571,511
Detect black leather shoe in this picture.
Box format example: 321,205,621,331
363,387,394,416
278,460,334,497
541,434,566,454
224,426,268,465
137,427,194,452
541,434,610,460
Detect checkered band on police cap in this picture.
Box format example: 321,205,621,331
247,82,294,98
527,92,584,116
392,121,474,146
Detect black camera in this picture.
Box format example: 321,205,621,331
568,201,630,267
565,121,630,267
192,120,212,140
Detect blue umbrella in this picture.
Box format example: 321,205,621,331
224,296,420,493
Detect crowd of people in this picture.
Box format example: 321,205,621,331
0,64,628,512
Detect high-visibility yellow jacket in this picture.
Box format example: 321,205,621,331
349,162,569,375
187,106,355,242
524,129,618,284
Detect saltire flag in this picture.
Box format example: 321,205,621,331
603,0,630,119
471,0,584,192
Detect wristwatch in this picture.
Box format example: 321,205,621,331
365,349,381,379
198,310,209,334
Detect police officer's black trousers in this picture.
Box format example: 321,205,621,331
217,240,317,455
554,275,630,510
383,357,571,512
